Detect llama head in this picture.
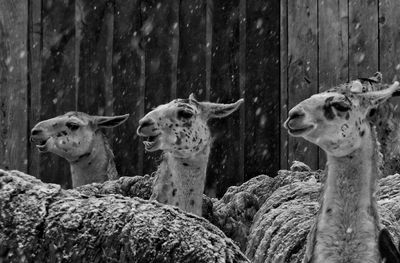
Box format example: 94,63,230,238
137,94,244,158
30,112,129,162
284,79,400,157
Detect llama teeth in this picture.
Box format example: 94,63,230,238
36,144,48,153
35,138,50,153
143,141,155,148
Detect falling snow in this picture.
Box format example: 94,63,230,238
1,2,400,261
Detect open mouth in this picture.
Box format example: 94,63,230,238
32,138,49,153
143,135,160,151
288,126,314,136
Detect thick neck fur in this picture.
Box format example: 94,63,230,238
314,127,381,263
70,132,118,188
151,143,211,216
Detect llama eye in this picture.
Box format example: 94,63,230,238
66,122,80,131
177,110,193,119
331,101,351,112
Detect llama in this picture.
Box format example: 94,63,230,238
284,79,400,262
348,72,400,177
137,94,244,216
30,111,129,187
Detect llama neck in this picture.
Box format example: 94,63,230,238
152,144,210,216
70,132,118,188
315,128,381,262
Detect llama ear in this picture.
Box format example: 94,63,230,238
94,114,130,129
200,99,244,119
358,72,383,85
378,228,400,263
361,81,400,108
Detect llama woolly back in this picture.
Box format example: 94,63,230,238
137,94,244,216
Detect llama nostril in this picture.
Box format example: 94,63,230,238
31,129,43,136
288,110,305,120
137,118,155,134
140,119,154,128
286,110,306,129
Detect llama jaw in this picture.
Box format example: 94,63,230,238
31,137,50,153
137,127,161,152
287,125,314,136
284,113,314,137
36,140,49,153
143,135,161,151
284,118,314,136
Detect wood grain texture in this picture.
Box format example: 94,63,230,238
28,0,42,178
349,0,378,79
170,0,179,99
177,0,207,99
7,0,400,186
205,0,213,101
76,0,113,115
318,0,349,168
280,0,289,170
207,0,242,197
318,0,349,91
244,0,281,178
238,0,246,188
40,0,76,188
142,0,178,175
112,0,144,176
379,0,400,81
0,0,29,172
287,0,319,170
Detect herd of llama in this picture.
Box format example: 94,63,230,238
3,73,400,262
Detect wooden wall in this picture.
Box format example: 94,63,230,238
280,0,400,170
3,0,399,196
0,0,280,197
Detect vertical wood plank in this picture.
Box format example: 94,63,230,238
245,0,281,177
177,0,207,99
349,0,378,79
142,0,179,175
318,0,349,168
0,0,29,172
204,0,213,194
104,3,114,117
28,0,42,177
287,0,319,169
41,0,76,188
205,0,212,101
379,0,400,81
207,0,241,197
280,0,288,170
113,0,145,176
76,0,114,116
238,0,245,187
319,0,349,90
170,0,179,99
